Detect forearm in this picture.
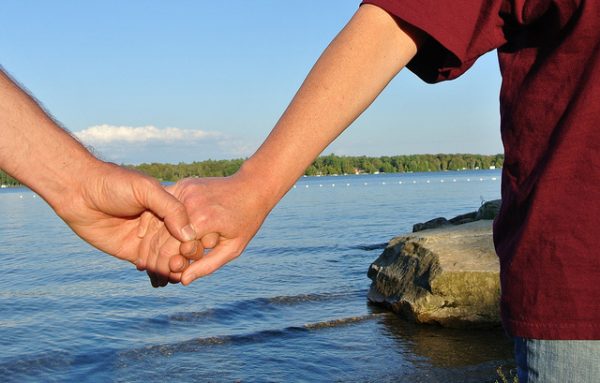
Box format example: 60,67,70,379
0,69,99,209
239,5,423,207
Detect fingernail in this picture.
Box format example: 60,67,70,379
181,225,197,241
137,225,147,239
186,241,198,257
174,258,185,272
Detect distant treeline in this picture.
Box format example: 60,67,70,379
129,159,246,181
304,153,503,176
129,154,503,182
0,154,504,186
0,170,20,186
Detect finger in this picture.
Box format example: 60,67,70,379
137,211,154,239
136,215,162,270
181,241,241,285
179,240,198,257
145,227,168,274
156,236,181,277
192,240,206,259
169,238,206,273
169,254,189,273
201,233,220,249
155,273,169,287
169,272,183,284
140,178,197,243
151,236,180,287
147,270,159,288
136,237,149,271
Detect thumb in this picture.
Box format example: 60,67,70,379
139,179,197,244
181,240,241,285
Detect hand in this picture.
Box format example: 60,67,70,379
0,70,196,276
54,161,197,268
137,5,424,286
138,172,273,286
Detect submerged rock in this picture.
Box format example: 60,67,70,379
368,220,500,328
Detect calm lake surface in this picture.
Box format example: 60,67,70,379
0,170,514,382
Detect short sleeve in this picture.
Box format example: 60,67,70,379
361,0,508,83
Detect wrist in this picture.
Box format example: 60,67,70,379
234,159,290,214
47,155,106,218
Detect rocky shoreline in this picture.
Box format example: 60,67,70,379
367,200,502,328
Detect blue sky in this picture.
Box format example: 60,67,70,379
1,0,503,164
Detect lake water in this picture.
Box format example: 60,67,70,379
0,170,515,382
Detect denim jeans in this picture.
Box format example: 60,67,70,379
514,337,600,382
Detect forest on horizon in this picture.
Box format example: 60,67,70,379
1,153,504,186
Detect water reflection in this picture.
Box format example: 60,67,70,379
373,306,514,368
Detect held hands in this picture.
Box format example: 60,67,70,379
136,172,273,287
54,161,197,268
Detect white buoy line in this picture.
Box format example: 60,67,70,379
293,176,499,190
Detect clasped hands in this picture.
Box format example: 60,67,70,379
135,172,271,287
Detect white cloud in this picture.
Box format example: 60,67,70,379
74,124,220,144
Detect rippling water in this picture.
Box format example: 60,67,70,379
0,170,514,382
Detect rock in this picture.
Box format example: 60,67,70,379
476,199,502,220
448,211,478,225
412,217,450,232
368,220,500,328
411,199,501,233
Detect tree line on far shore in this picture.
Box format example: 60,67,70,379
0,170,19,186
0,153,504,186
130,153,504,181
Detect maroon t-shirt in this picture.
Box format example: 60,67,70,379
362,0,600,339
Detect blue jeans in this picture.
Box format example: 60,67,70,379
514,337,600,382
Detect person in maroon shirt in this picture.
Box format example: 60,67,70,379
139,2,599,381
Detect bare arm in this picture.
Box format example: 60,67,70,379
240,4,423,207
0,69,98,205
0,68,196,272
140,5,425,285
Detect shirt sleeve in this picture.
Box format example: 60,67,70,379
361,0,508,83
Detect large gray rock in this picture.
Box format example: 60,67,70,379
368,220,500,328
